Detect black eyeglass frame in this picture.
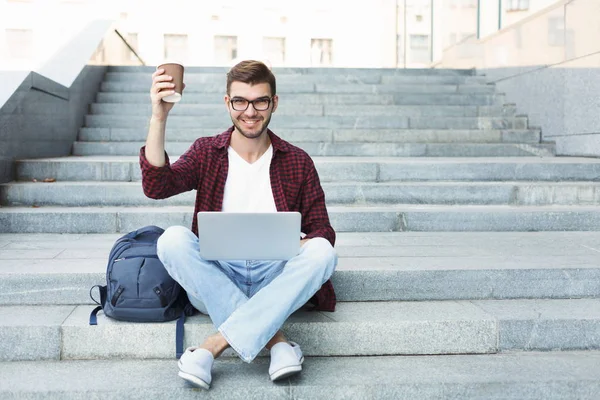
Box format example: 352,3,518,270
229,96,274,111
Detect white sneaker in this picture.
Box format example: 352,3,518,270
269,341,304,381
177,347,213,389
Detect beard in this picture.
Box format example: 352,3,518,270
231,113,272,140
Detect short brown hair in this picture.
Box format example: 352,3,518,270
226,60,276,96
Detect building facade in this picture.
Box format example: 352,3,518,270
0,0,561,70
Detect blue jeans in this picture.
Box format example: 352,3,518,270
156,225,338,363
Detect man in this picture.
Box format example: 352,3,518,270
140,60,338,389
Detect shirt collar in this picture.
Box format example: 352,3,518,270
213,126,291,153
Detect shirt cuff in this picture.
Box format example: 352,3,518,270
139,146,171,171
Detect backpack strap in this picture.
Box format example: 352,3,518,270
89,285,107,326
176,311,186,359
89,306,102,326
89,285,103,305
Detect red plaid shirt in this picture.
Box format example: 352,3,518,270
139,126,336,311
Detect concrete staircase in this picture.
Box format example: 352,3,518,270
2,66,600,399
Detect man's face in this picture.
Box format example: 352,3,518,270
225,81,278,140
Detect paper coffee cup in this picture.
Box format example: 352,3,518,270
157,61,184,103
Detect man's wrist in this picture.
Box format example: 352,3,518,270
150,115,167,125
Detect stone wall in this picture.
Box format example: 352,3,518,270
0,66,106,183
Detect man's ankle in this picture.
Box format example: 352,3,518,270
266,331,287,350
200,333,230,358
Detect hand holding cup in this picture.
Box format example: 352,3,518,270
150,62,185,121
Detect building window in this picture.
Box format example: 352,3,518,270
409,34,430,63
214,35,237,64
547,16,565,47
506,0,529,11
6,28,33,59
164,34,188,61
310,38,332,66
263,37,285,65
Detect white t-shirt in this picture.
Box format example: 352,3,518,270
221,145,277,213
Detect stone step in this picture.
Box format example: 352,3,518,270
7,181,600,207
3,204,600,233
6,351,599,399
107,65,477,76
89,103,514,118
104,71,488,85
96,91,505,105
101,81,496,95
71,141,553,158
2,231,600,305
78,127,540,144
12,157,600,183
2,299,600,361
85,114,528,130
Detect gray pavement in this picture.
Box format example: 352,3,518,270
2,352,600,399
1,232,600,305
3,299,600,361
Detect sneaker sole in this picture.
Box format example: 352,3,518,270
178,371,210,390
270,357,304,382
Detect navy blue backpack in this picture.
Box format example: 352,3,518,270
89,225,195,358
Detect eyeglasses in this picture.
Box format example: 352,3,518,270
230,96,273,111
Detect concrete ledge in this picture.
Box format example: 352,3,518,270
77,127,539,143
3,230,600,305
89,103,510,118
554,133,600,157
0,306,75,361
96,91,504,105
3,231,600,304
474,299,600,351
3,299,600,361
103,71,485,85
60,301,497,359
12,156,600,183
5,205,600,232
70,141,553,157
9,181,600,207
2,352,600,399
84,114,527,130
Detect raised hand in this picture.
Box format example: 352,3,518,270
150,68,185,122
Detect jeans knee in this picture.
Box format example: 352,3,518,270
157,225,195,262
304,237,337,276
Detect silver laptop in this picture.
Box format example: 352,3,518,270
197,212,301,261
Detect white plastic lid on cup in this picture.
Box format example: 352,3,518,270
162,92,182,103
